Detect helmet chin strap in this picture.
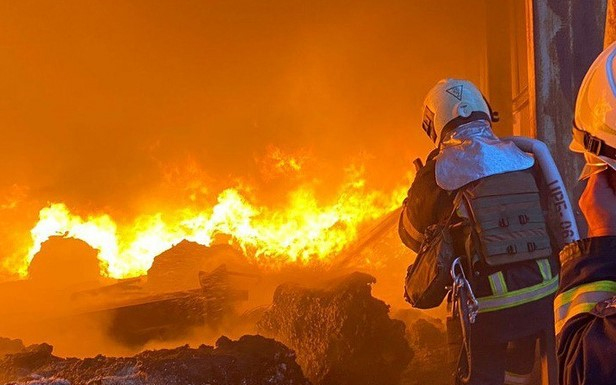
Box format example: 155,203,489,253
572,125,616,160
482,95,500,123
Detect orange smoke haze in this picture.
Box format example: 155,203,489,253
0,0,488,279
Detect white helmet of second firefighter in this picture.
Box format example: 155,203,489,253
571,41,616,179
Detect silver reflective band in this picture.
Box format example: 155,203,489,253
536,259,552,281
504,371,532,385
488,272,507,295
554,280,616,335
401,209,424,243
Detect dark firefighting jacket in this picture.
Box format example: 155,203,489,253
555,236,616,385
399,153,557,343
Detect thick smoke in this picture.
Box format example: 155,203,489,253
0,0,488,274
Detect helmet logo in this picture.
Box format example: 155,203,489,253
446,85,463,101
422,106,437,142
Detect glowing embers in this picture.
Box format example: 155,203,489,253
18,178,402,280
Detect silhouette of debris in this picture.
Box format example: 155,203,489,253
0,335,310,385
257,272,412,385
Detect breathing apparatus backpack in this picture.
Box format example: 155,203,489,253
457,168,552,269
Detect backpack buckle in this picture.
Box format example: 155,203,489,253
499,218,509,228
507,245,517,255
519,214,529,225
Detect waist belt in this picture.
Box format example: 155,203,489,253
477,259,558,313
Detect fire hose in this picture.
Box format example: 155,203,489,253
505,136,580,247
449,257,479,384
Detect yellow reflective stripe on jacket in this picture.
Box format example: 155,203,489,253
554,280,616,335
488,272,508,295
477,275,558,313
504,371,532,385
536,258,552,280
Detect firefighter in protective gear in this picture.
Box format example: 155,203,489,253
400,79,559,385
570,40,616,180
555,41,616,385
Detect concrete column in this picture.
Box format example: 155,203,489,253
485,1,514,137
606,0,616,46
531,0,606,236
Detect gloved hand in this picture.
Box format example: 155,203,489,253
579,170,616,237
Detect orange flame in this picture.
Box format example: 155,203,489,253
11,169,407,279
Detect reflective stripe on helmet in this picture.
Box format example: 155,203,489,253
607,47,616,97
476,275,558,314
554,280,616,335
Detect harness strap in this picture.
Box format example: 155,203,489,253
488,272,508,295
536,258,552,280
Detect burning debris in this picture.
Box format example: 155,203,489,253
75,248,255,347
0,238,260,355
13,173,402,282
0,215,459,384
0,336,310,385
145,240,253,292
257,272,412,385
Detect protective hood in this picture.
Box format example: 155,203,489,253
434,120,535,191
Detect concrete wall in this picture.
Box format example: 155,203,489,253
606,0,616,46
531,0,606,236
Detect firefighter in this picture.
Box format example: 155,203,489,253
400,79,559,385
555,41,616,385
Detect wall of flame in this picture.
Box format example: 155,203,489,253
0,0,489,280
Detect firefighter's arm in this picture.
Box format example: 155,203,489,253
556,173,616,384
555,237,616,384
398,196,423,253
398,157,438,253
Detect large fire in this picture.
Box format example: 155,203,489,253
8,165,407,279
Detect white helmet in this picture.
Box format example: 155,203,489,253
421,79,497,146
572,41,616,178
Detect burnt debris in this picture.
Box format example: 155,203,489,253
0,335,310,385
257,272,412,385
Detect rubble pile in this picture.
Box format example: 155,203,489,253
146,241,251,292
0,339,25,357
257,272,412,385
0,335,310,385
395,309,450,385
27,237,106,289
71,242,256,349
